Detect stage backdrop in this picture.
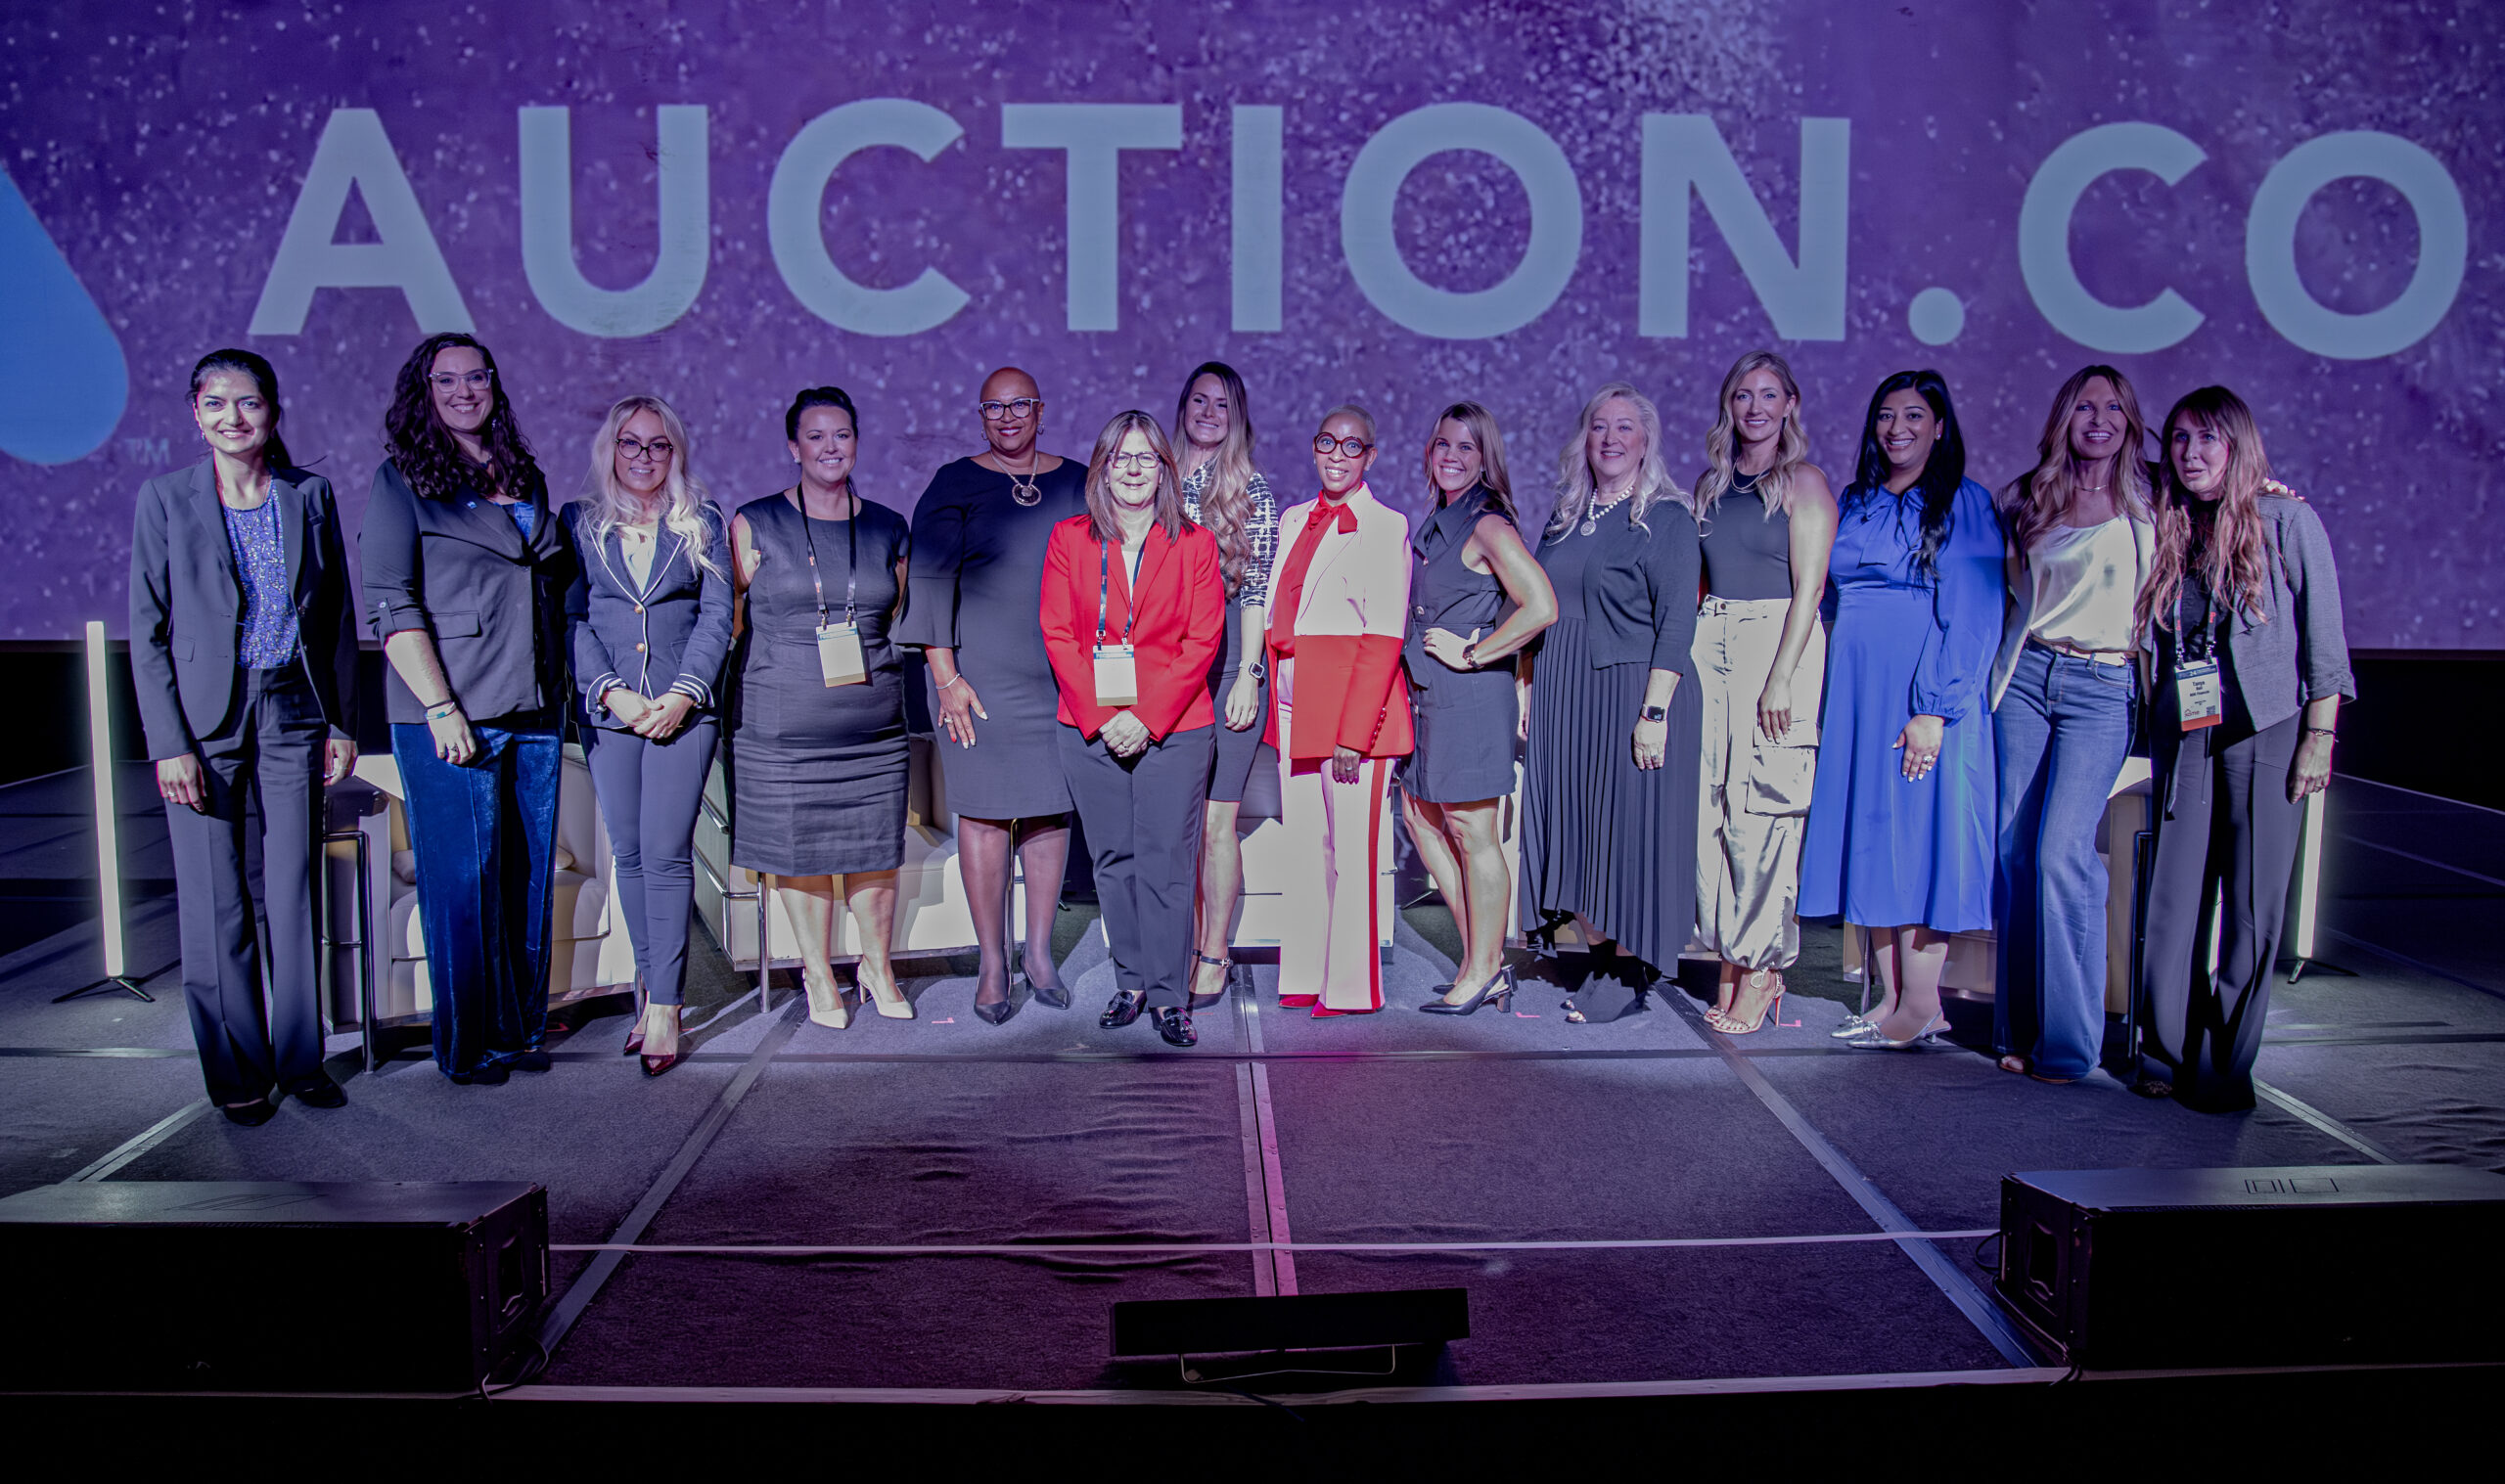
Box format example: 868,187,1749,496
0,1,2495,647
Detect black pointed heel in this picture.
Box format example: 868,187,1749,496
1189,952,1232,1011
1420,967,1517,1015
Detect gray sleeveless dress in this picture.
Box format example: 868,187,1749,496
1400,490,1523,803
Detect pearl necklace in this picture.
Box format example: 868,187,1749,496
1581,484,1636,536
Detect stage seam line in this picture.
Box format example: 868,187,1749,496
0,1046,191,1058
2253,1081,2402,1165
1229,990,1278,1296
2342,775,2505,819
547,1229,2000,1256
62,1099,208,1183
2337,833,2505,891
1239,992,1297,1294
536,997,803,1363
1666,994,2040,1368
2320,927,2504,1002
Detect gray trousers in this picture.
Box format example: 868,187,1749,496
581,718,719,1006
163,666,328,1105
1060,723,1212,1010
2137,714,2302,1111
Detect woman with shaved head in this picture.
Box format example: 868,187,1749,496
900,368,1090,1024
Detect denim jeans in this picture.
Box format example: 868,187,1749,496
1992,642,2137,1078
392,717,562,1077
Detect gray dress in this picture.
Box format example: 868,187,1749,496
730,494,911,875
1401,490,1522,803
898,457,1087,819
1179,462,1280,809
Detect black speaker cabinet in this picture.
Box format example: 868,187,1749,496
1997,1165,2505,1370
0,1181,547,1393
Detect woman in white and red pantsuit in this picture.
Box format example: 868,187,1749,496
1265,405,1414,1015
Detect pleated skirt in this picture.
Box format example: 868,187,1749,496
1518,615,1701,974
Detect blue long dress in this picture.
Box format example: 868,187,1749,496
1799,477,2002,931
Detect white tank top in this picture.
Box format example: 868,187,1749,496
2026,517,2147,654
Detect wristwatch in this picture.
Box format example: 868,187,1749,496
1245,655,1267,682
1639,704,1668,723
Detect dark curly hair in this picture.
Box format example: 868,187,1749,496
383,332,538,502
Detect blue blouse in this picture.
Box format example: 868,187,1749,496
1829,477,2003,721
222,498,298,669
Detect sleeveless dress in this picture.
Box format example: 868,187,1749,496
1180,462,1280,808
729,493,911,875
1400,489,1522,803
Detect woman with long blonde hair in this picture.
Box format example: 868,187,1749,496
1169,363,1280,1009
1689,351,1838,1035
1519,382,1702,1022
2133,386,2351,1111
1401,402,1558,1014
562,393,737,1073
1985,366,2156,1084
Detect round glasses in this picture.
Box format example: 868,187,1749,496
1313,433,1373,457
615,436,675,463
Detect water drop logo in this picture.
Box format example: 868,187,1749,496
0,167,128,464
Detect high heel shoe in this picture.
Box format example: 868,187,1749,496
1842,1012,1946,1050
973,961,1018,1025
1711,971,1783,1035
802,970,850,1030
856,966,915,1020
1020,948,1070,1011
1189,952,1232,1011
640,1003,685,1077
1830,1011,1880,1039
622,979,649,1056
1420,967,1516,1015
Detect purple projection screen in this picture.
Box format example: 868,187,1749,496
0,1,2495,646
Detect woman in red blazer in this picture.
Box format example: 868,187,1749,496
1040,411,1227,1045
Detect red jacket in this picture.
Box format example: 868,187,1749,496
1263,485,1414,761
1039,516,1225,740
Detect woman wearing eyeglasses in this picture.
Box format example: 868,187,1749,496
1519,382,1702,1022
363,333,575,1084
1265,406,1413,1015
1039,412,1226,1046
899,367,1089,1024
559,395,735,1075
729,386,917,1034
131,349,359,1125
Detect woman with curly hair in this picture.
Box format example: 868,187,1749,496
362,333,574,1084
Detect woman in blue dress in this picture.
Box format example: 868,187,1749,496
1799,369,2003,1050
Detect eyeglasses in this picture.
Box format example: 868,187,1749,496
1107,451,1161,472
1313,433,1373,457
979,397,1042,421
616,436,675,463
428,370,494,393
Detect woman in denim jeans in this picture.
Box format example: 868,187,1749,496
1987,366,2158,1083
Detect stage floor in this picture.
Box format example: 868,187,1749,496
3,770,2499,1397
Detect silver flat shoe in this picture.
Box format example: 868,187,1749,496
1843,1013,1945,1050
1829,1012,1879,1039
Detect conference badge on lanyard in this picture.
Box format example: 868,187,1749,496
817,621,866,687
2174,660,2222,731
1093,538,1140,707
801,495,868,687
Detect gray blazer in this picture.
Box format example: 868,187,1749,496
559,498,736,728
128,460,359,760
2154,494,2355,733
360,458,573,726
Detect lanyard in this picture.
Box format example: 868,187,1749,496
1096,537,1138,650
2183,530,2219,664
797,490,859,628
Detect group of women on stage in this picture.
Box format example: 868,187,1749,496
128,335,2348,1120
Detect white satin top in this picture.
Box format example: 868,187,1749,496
2026,516,2150,655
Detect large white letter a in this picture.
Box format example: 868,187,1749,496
250,109,474,336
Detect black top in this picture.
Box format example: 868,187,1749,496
1700,470,1795,601
361,458,573,726
1404,490,1519,689
560,499,737,730
1535,496,1701,674
127,460,360,759
737,492,912,671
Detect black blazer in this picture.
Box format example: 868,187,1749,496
559,498,736,729
127,460,359,759
360,458,573,726
1540,496,1702,674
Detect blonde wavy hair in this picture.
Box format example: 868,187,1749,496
584,393,722,578
1695,350,1809,521
1549,382,1686,538
2000,364,2154,560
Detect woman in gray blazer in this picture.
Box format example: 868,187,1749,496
560,395,734,1075
129,349,359,1125
362,333,574,1086
2135,386,2353,1111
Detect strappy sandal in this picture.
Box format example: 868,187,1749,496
1190,952,1233,1011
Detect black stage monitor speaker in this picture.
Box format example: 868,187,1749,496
1113,1287,1470,1363
1997,1164,2505,1370
0,1180,548,1393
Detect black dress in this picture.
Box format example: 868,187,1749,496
1180,462,1280,810
898,457,1087,819
1518,504,1703,975
1401,490,1522,803
730,493,911,876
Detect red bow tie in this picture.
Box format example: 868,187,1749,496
1314,497,1357,533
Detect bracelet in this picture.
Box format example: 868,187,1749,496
425,701,461,721
1462,642,1480,669
2304,727,2336,739
938,674,969,694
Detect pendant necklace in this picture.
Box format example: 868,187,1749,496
1581,484,1634,537
1006,447,1043,508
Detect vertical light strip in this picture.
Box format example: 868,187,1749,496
2291,790,2326,962
85,620,126,979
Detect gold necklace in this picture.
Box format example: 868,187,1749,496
1004,448,1043,507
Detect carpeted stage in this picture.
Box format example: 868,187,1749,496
3,766,2499,1463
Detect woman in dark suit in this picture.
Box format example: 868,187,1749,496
130,349,359,1125
362,333,574,1085
561,394,734,1076
1518,382,1703,1022
1040,411,1226,1046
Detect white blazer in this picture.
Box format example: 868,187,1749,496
1267,483,1412,644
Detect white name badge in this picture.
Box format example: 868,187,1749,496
2174,659,2222,732
1093,644,1139,707
816,622,867,687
